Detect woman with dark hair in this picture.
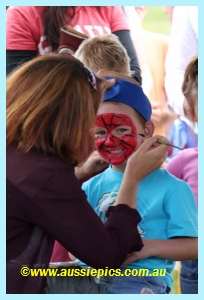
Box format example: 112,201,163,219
6,6,141,83
6,53,168,293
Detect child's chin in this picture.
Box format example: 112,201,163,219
109,158,127,166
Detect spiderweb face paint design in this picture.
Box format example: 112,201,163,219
93,113,138,165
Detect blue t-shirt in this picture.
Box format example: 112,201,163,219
82,166,198,288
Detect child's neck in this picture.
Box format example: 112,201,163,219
112,163,126,173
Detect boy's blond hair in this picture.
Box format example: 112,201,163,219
75,34,133,76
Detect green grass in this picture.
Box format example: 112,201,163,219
142,6,172,35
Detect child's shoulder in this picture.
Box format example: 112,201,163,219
157,168,195,199
148,167,178,181
149,168,190,188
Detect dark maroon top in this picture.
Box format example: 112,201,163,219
7,143,143,293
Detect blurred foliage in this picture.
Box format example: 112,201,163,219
170,269,180,294
142,6,172,35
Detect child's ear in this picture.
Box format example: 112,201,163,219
144,121,154,137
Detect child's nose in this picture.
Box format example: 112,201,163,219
104,134,116,146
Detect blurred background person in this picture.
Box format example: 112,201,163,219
122,6,153,100
165,6,198,119
166,55,198,294
6,6,141,83
164,6,198,162
125,6,176,139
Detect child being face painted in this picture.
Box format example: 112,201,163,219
93,79,154,172
83,78,197,294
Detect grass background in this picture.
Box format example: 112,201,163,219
142,6,172,35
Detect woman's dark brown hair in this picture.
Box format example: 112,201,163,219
6,53,106,165
44,7,75,51
182,55,198,109
43,6,102,51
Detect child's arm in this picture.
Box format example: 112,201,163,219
122,237,198,266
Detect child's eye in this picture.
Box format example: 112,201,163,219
96,130,107,136
112,126,132,136
117,128,128,133
114,127,131,135
94,128,107,138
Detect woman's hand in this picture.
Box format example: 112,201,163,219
125,135,169,181
116,136,169,208
151,102,177,127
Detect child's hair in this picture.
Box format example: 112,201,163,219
182,55,198,109
75,34,133,76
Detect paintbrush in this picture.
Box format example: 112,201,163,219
139,134,184,150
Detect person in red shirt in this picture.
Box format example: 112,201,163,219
6,6,141,83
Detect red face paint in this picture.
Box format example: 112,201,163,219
93,113,138,165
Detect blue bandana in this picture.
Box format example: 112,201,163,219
104,79,152,121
